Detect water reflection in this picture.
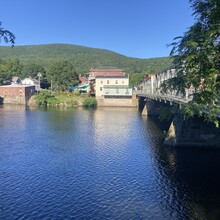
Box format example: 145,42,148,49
1,105,220,220
149,134,220,219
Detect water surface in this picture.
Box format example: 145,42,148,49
1,105,220,219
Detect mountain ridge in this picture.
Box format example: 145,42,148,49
0,43,173,75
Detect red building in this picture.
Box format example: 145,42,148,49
89,67,125,79
0,85,35,105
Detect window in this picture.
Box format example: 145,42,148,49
122,80,124,84
100,87,102,91
107,80,109,84
101,80,103,84
116,80,118,84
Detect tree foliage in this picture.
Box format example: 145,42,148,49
0,44,173,79
22,63,46,79
0,22,15,46
165,0,220,126
47,60,79,91
0,59,23,84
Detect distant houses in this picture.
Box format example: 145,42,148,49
11,76,22,85
0,67,137,107
22,77,41,92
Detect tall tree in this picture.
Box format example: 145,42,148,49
164,0,220,126
0,59,23,84
47,60,78,91
0,22,15,46
22,63,46,79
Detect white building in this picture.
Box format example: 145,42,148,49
22,77,40,91
95,76,132,98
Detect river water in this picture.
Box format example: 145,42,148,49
1,105,220,220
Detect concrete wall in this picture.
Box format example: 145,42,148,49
97,95,137,107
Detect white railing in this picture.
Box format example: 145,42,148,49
137,67,194,104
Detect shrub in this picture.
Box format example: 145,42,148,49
82,97,97,108
47,97,61,105
35,90,53,106
73,90,81,96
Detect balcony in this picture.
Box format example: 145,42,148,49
103,85,132,97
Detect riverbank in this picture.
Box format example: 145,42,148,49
29,91,97,108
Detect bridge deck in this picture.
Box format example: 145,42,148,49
136,91,192,105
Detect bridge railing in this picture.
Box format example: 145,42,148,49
137,66,194,104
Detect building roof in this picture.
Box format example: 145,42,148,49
22,77,39,84
144,74,156,81
79,75,88,83
90,66,123,71
0,85,35,88
89,66,126,79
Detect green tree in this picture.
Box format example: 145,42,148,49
0,59,23,84
22,63,46,79
47,60,78,91
164,0,220,126
130,72,147,86
0,22,15,46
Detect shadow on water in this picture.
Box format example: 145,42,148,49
140,114,220,220
150,122,220,220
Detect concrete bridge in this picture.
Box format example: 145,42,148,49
136,67,220,148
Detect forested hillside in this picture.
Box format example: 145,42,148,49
0,44,172,74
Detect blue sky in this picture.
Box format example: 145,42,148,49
1,0,194,58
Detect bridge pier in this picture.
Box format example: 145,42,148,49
137,97,146,113
142,105,148,116
164,112,220,148
139,97,172,117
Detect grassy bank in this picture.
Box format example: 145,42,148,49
32,91,97,108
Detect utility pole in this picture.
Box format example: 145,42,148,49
37,72,42,92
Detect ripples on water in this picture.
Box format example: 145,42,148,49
1,105,220,220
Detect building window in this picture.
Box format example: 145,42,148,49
116,80,118,84
101,80,103,84
107,80,109,84
122,80,124,84
100,87,102,91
